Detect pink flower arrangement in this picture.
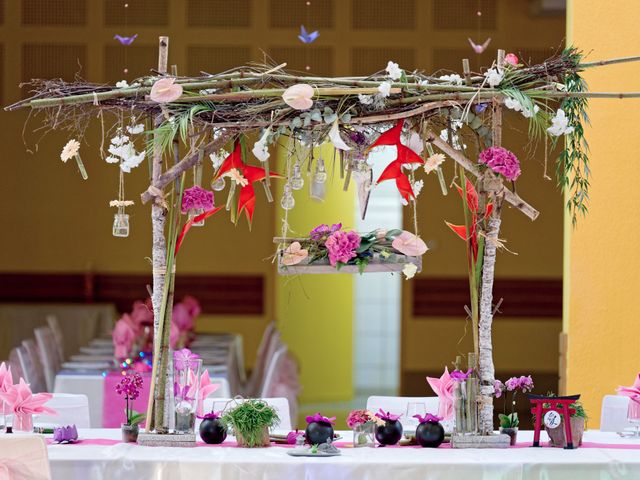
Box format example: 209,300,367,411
478,146,521,181
181,186,214,214
325,229,360,266
505,375,534,393
346,409,383,428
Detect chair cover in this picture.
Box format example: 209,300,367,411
46,315,65,364
14,346,41,390
8,349,24,383
0,435,51,480
260,347,300,427
601,394,633,432
34,327,60,392
20,340,47,394
243,322,276,396
35,393,90,429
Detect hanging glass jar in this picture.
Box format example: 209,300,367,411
112,212,130,237
280,183,295,210
290,163,304,190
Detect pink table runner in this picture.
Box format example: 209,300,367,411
102,372,151,428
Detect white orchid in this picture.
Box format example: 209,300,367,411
412,179,424,198
438,74,463,86
106,130,146,173
504,97,539,118
328,120,351,151
358,94,374,105
386,61,402,80
484,68,504,88
209,150,227,169
252,128,271,162
116,80,129,89
547,109,574,136
377,81,392,97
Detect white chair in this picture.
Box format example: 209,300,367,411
35,393,90,429
0,435,51,480
46,315,65,363
245,327,281,397
601,394,633,432
11,345,44,392
204,397,292,432
8,348,24,383
259,347,300,428
367,396,440,429
34,327,61,392
20,339,47,393
244,322,276,396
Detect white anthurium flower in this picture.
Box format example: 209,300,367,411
386,61,402,80
547,109,574,136
328,120,351,151
484,68,504,88
438,74,463,86
402,263,418,280
282,84,314,110
252,128,271,162
377,81,392,97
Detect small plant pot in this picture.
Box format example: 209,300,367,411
199,417,227,445
416,421,445,448
546,416,584,448
236,426,270,448
305,421,334,445
121,424,139,443
499,426,518,446
375,419,403,446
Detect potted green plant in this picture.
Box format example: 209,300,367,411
222,399,279,448
546,400,587,448
496,375,534,446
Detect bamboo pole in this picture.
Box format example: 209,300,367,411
145,35,169,434
579,55,640,68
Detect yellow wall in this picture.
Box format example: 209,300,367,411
565,0,640,427
274,145,354,403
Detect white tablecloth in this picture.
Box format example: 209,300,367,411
45,429,640,480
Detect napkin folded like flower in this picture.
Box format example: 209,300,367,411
53,425,78,443
375,409,402,422
0,362,13,411
427,367,454,420
305,413,336,425
413,413,442,424
112,316,136,360
188,370,220,416
617,373,640,404
0,378,56,423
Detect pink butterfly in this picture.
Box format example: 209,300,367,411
468,37,491,54
114,34,138,46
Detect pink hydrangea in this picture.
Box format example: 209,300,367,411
478,147,521,181
325,230,360,266
181,186,214,214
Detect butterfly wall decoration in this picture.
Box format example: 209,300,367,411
468,37,491,54
298,25,319,44
114,34,138,46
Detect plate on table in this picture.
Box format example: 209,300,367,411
270,432,342,444
287,450,341,457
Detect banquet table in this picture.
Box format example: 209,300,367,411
44,429,640,480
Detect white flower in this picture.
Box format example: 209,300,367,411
377,81,392,98
521,104,539,118
358,94,374,105
424,153,445,174
412,179,424,197
226,168,248,187
116,80,129,88
109,200,134,207
209,150,227,169
110,134,129,146
126,123,145,135
199,88,217,95
252,128,271,162
419,79,429,87
402,263,418,280
438,74,463,86
547,109,574,136
386,61,402,80
484,68,504,88
105,156,119,164
106,130,146,172
504,97,539,118
60,139,80,162
328,120,351,151
120,150,146,173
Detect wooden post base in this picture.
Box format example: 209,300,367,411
451,433,511,449
137,432,197,447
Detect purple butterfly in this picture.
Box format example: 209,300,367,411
298,25,319,44
468,37,491,54
114,34,138,46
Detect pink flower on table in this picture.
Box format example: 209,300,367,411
181,186,214,214
282,242,308,266
450,369,473,382
617,373,640,403
112,316,136,361
494,379,505,398
188,369,220,416
504,53,519,66
325,230,360,266
478,146,521,181
392,231,428,256
505,375,534,393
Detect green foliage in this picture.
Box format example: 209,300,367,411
557,56,590,227
222,399,280,448
499,412,519,428
501,87,549,142
126,409,145,426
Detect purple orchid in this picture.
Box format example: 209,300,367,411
475,103,489,113
505,375,534,393
450,369,473,382
413,413,442,424
494,379,504,398
115,372,143,400
53,425,78,443
114,34,138,46
309,223,342,241
287,430,305,444
298,25,319,44
173,348,200,371
375,409,402,421
305,412,336,425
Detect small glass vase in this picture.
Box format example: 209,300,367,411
14,413,33,432
112,212,130,237
173,358,202,434
353,422,375,448
121,423,139,443
188,208,205,227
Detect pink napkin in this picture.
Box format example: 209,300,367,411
427,367,454,420
617,373,640,403
0,362,13,412
0,378,56,427
112,316,136,360
188,370,220,416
